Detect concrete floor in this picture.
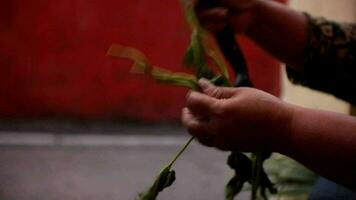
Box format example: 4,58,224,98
0,127,249,200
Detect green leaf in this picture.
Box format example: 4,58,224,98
181,0,200,30
138,137,195,200
202,33,230,79
225,152,277,200
138,166,176,200
108,44,200,91
183,29,214,79
251,153,263,200
264,155,317,197
151,68,200,91
225,174,245,200
249,152,278,200
181,0,230,80
225,152,252,200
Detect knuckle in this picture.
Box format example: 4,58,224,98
214,88,224,99
207,87,219,97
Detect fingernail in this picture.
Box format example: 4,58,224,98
198,78,211,90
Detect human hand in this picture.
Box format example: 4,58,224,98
181,79,294,152
195,0,261,33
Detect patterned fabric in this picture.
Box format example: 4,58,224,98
287,13,356,105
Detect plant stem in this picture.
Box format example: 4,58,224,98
168,136,195,167
251,152,263,200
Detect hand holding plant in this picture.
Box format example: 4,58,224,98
182,79,293,152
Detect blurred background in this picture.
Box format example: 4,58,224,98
0,0,355,199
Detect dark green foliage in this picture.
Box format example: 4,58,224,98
250,152,278,200
225,152,252,200
225,152,277,200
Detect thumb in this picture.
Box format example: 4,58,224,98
186,91,219,117
199,78,236,99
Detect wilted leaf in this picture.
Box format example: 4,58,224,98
108,44,149,66
184,29,214,79
181,0,230,81
108,44,200,91
201,32,230,79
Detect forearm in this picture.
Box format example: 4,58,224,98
283,105,356,189
246,0,308,71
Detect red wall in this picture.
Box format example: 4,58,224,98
0,0,285,121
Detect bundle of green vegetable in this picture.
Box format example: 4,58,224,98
107,0,278,199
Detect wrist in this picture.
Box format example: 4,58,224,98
272,102,298,154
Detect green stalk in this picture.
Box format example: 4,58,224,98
138,137,195,200
251,152,264,200
167,136,195,167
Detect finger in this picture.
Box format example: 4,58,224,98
181,108,216,147
186,91,219,116
181,108,211,136
199,78,236,99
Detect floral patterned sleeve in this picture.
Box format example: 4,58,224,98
287,13,356,105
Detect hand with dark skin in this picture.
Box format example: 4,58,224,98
182,0,356,189
182,79,292,152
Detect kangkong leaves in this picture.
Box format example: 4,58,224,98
225,152,252,200
183,29,213,79
138,166,176,200
181,0,230,80
107,44,200,91
137,137,194,200
226,152,277,200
